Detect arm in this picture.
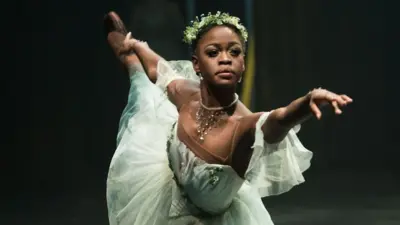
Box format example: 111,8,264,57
107,31,161,82
108,31,162,83
105,11,197,110
262,95,311,144
125,33,201,110
262,89,353,143
107,31,140,69
126,37,162,83
104,11,161,82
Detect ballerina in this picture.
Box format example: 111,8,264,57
104,11,352,225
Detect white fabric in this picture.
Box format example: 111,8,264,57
106,59,313,225
155,59,200,93
245,112,313,198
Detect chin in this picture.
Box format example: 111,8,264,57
213,79,237,88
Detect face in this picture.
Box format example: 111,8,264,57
192,26,245,87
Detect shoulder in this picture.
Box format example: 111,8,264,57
167,79,200,109
237,112,265,129
231,112,265,140
168,79,200,98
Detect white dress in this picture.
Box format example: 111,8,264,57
106,59,313,225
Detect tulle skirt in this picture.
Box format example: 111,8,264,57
106,62,313,225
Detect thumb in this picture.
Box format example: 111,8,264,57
124,32,132,43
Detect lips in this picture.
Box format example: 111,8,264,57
216,69,235,77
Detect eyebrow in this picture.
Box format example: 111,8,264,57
204,41,242,48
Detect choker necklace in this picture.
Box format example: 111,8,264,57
199,94,239,111
196,94,239,142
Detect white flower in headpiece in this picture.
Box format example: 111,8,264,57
183,12,248,45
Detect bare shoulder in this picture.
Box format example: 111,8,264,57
169,79,200,99
233,101,264,129
167,79,200,109
237,112,264,131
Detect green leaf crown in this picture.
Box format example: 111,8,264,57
183,11,248,45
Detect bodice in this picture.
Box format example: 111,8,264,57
167,123,244,215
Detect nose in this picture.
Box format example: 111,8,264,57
218,52,232,65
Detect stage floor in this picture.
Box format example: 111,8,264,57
7,170,399,225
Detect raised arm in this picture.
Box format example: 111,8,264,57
122,33,163,83
105,11,200,110
104,11,162,82
262,88,353,143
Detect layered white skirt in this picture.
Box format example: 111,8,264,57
106,60,313,225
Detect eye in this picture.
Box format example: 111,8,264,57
230,48,242,57
206,49,219,57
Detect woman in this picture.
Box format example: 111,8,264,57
104,11,352,225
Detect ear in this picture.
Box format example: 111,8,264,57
242,63,245,72
191,54,200,74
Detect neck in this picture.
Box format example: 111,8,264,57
200,81,237,109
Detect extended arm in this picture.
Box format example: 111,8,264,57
262,89,353,143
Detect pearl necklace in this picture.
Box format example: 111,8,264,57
196,94,239,142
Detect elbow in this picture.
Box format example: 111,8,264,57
262,124,288,144
262,108,290,144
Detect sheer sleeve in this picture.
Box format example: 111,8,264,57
244,112,313,198
155,59,200,92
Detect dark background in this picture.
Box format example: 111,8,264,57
5,0,398,224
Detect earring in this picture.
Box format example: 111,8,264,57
238,77,242,83
198,72,203,80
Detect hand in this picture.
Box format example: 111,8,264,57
308,88,353,119
123,32,149,52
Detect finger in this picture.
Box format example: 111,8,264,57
341,94,353,103
331,101,342,114
128,39,141,47
325,92,346,106
333,95,347,106
338,95,349,105
310,102,322,119
125,32,131,42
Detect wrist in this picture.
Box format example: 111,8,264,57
279,94,312,128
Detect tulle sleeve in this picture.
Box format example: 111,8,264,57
155,59,200,92
244,112,313,198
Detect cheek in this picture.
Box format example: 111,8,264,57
240,55,245,63
237,57,245,70
199,58,217,72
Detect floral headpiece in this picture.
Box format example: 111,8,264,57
183,11,248,45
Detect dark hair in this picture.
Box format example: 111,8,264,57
189,23,247,54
